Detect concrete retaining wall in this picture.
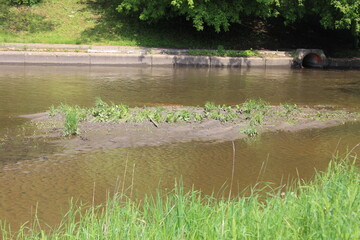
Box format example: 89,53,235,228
327,58,360,69
0,51,359,69
0,51,294,68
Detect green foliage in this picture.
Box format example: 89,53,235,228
176,109,191,121
192,112,204,122
48,105,56,117
240,99,269,114
278,0,360,48
281,103,299,112
188,48,261,57
204,101,218,112
117,0,277,32
165,111,177,123
208,111,225,121
149,110,166,123
5,0,41,6
91,98,129,122
63,110,79,136
132,108,149,123
249,112,263,126
117,0,359,48
278,103,301,117
240,126,258,137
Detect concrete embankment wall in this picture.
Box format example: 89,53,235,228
0,51,359,69
327,58,360,69
0,51,293,68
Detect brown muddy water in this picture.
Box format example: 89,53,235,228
0,65,360,229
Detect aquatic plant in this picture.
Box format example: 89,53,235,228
249,112,263,126
63,110,79,136
240,126,258,137
176,109,191,121
48,105,56,117
192,112,204,122
280,103,301,116
132,109,151,123
240,99,269,114
204,101,218,112
91,101,130,122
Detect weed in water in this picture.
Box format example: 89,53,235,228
165,111,177,123
240,126,258,137
48,105,56,117
133,109,151,123
95,97,108,108
204,102,218,112
241,99,269,114
223,110,238,122
63,110,79,136
280,103,301,116
176,109,191,121
193,112,204,122
209,111,223,121
91,98,129,122
149,110,165,123
249,112,263,126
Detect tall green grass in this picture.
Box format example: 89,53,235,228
63,110,79,136
1,154,359,239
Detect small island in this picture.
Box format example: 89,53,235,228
24,98,360,154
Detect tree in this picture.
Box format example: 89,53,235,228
117,0,360,48
117,0,279,32
278,0,359,48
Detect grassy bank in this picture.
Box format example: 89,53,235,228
1,0,359,55
1,155,359,239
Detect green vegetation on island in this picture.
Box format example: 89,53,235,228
48,98,358,137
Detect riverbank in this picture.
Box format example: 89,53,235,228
1,43,360,68
1,156,359,239
24,99,360,154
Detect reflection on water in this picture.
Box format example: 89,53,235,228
1,65,360,119
0,65,360,229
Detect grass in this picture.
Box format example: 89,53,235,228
53,98,251,125
240,126,258,137
1,155,359,239
63,109,79,136
0,0,358,53
188,46,262,57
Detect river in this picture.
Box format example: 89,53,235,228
0,65,359,229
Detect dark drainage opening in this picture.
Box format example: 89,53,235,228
302,53,323,68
